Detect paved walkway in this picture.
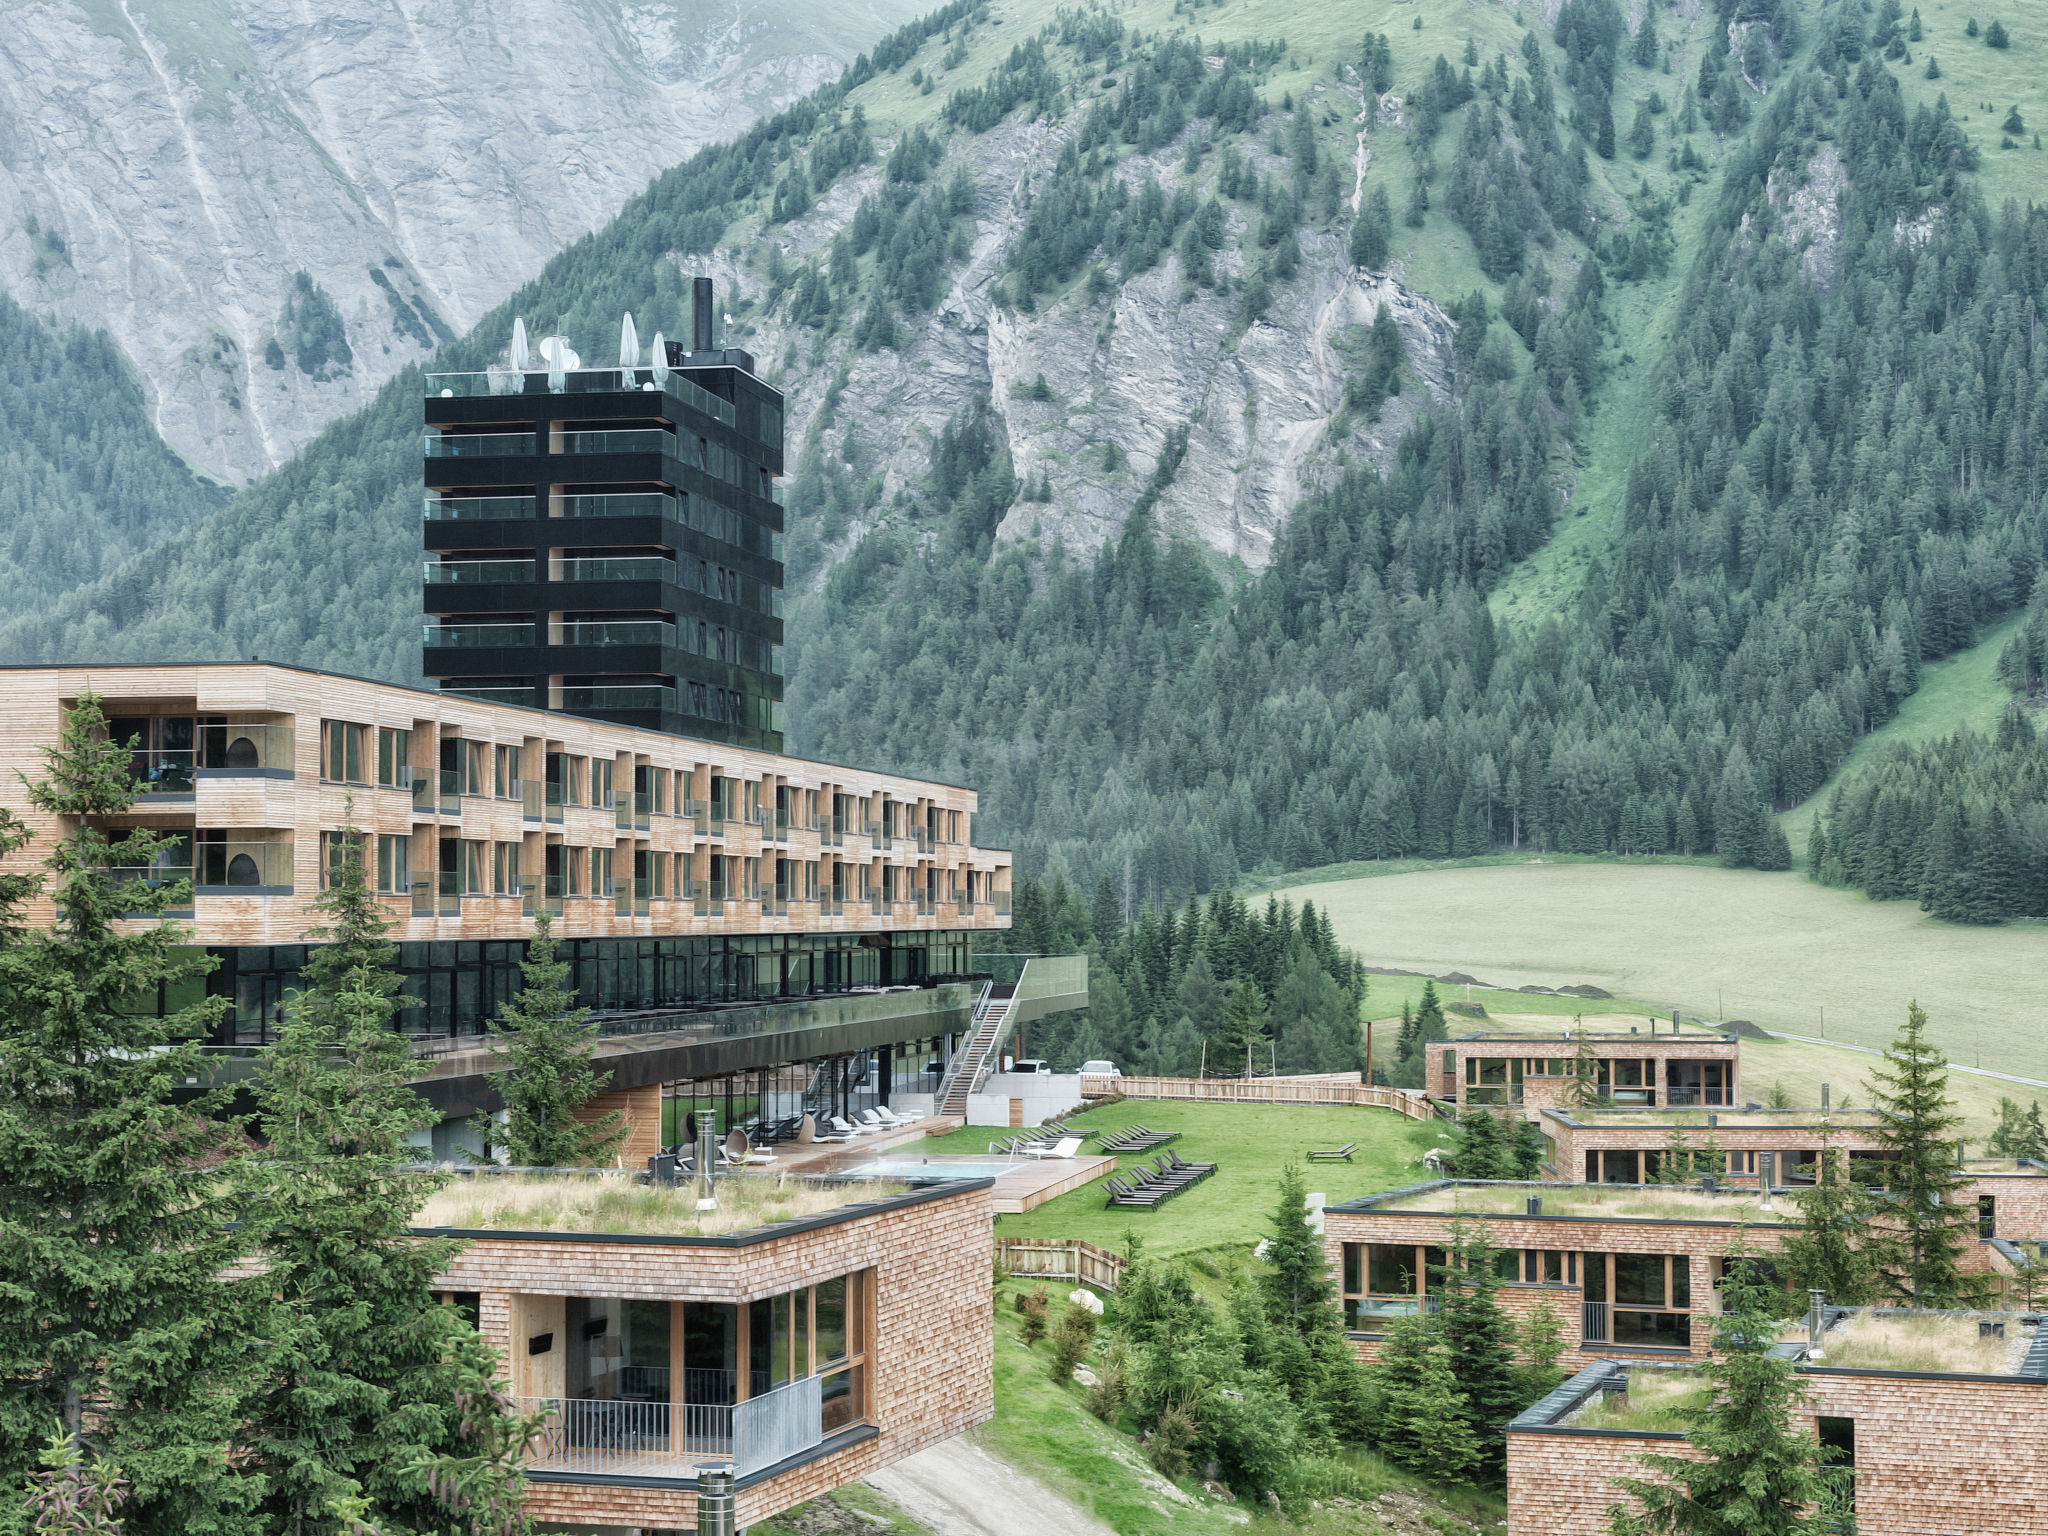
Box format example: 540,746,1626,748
864,1436,1116,1536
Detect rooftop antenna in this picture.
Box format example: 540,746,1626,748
510,317,530,372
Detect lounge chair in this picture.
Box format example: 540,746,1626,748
829,1115,878,1138
1307,1142,1357,1163
1024,1136,1084,1160
721,1128,777,1167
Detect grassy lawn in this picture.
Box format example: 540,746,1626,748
1276,859,2048,1084
927,1101,1442,1256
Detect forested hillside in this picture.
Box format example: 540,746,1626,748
0,295,226,620
4,0,2046,915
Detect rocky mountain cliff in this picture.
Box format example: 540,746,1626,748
0,0,924,483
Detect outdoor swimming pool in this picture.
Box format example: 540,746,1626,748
849,1156,1019,1180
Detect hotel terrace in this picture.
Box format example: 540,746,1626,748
1506,1307,2048,1535
414,1169,995,1533
1439,1025,1740,1120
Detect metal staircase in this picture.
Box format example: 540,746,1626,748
936,980,1016,1116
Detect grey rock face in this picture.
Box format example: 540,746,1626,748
0,0,923,482
740,122,1458,572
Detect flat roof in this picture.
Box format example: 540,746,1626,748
0,660,983,793
1333,1179,1790,1225
1540,1107,1888,1131
408,1170,973,1242
1797,1310,2041,1377
1452,1030,1738,1045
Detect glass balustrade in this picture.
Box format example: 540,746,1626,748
551,685,676,712
552,492,675,520
423,368,736,426
549,556,677,584
439,769,461,815
424,559,536,585
195,840,293,890
549,621,677,647
560,429,674,456
423,495,536,521
423,432,535,457
423,623,536,648
199,722,294,774
520,779,543,820
444,685,535,706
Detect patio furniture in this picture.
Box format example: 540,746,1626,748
1308,1142,1358,1163
1024,1136,1084,1160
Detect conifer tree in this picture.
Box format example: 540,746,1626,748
1863,1002,1988,1307
246,812,523,1534
1261,1162,1336,1331
1607,1243,1832,1536
1369,1313,1482,1484
1432,1218,1525,1477
1566,1016,1606,1109
490,910,626,1167
0,692,261,1534
1213,977,1269,1075
1779,1124,1881,1306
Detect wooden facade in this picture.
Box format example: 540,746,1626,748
0,663,1012,948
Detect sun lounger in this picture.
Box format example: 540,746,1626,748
1024,1136,1084,1160
1307,1142,1357,1163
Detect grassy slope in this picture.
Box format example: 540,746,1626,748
1273,858,2048,1087
925,1100,1440,1254
1778,612,2024,860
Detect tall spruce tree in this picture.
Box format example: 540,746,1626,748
1432,1218,1526,1478
0,692,262,1535
245,814,520,1534
490,909,626,1167
1863,1001,1987,1306
1607,1243,1832,1536
1368,1312,1482,1484
1778,1121,1882,1306
1261,1162,1335,1331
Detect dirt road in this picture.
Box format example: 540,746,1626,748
864,1434,1117,1536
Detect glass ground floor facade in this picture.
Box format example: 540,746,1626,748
657,1034,953,1144
172,929,973,1042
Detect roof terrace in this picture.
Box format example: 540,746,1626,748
1539,1106,1889,1131
411,1170,924,1239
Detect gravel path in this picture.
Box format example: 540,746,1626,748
864,1435,1117,1536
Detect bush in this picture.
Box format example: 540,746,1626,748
1050,1299,1098,1383
1146,1399,1197,1478
1018,1288,1050,1345
1985,19,2008,48
1086,1337,1131,1420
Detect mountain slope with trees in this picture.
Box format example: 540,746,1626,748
2,0,2045,918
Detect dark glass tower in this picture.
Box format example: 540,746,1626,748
422,278,786,750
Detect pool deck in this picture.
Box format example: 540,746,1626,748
736,1119,1113,1211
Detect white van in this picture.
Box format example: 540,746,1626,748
1079,1059,1120,1077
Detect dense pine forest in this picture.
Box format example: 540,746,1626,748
3,0,2046,921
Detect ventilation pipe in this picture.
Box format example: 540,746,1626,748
693,277,716,353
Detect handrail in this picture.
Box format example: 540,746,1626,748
423,365,737,426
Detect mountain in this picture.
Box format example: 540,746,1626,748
6,0,2047,907
0,0,928,484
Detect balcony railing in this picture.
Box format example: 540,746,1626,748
560,428,674,456
439,769,461,815
1583,1300,1608,1344
412,774,434,815
410,870,460,918
195,840,293,891
552,492,676,521
423,622,537,648
424,558,536,585
613,875,652,916
423,432,535,458
1662,1087,1733,1108
443,685,535,707
424,366,737,428
995,893,1013,916
550,620,677,648
514,1396,732,1474
551,556,676,584
201,722,295,774
633,791,652,830
424,494,536,521
519,779,542,821
124,750,196,796
550,685,677,712
544,782,564,822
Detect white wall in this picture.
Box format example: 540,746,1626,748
967,1075,1085,1128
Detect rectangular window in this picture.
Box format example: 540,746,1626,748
323,721,366,784
1543,1250,1564,1284
1980,1195,1997,1241
496,744,518,799
377,727,410,787
493,842,520,896
566,848,585,897
465,741,488,796
462,840,488,895
376,834,408,893
319,830,364,888
591,847,612,898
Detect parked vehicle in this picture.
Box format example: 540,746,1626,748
1079,1059,1120,1077
1009,1058,1050,1074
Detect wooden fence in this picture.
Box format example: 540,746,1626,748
996,1237,1127,1293
1079,1073,1435,1120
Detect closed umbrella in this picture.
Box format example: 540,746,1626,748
511,316,530,372
651,331,670,386
620,311,640,388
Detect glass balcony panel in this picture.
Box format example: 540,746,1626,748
195,840,294,890
444,685,535,706
552,493,676,521
424,559,537,585
198,722,294,773
423,432,535,458
550,557,677,584
423,367,735,426
550,685,677,712
520,779,543,820
560,428,674,456
550,621,678,648
439,769,461,815
423,623,536,648
423,495,536,521
410,873,432,916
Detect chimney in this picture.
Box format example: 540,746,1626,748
1526,1195,1543,1217
1821,1082,1829,1112
693,276,715,353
